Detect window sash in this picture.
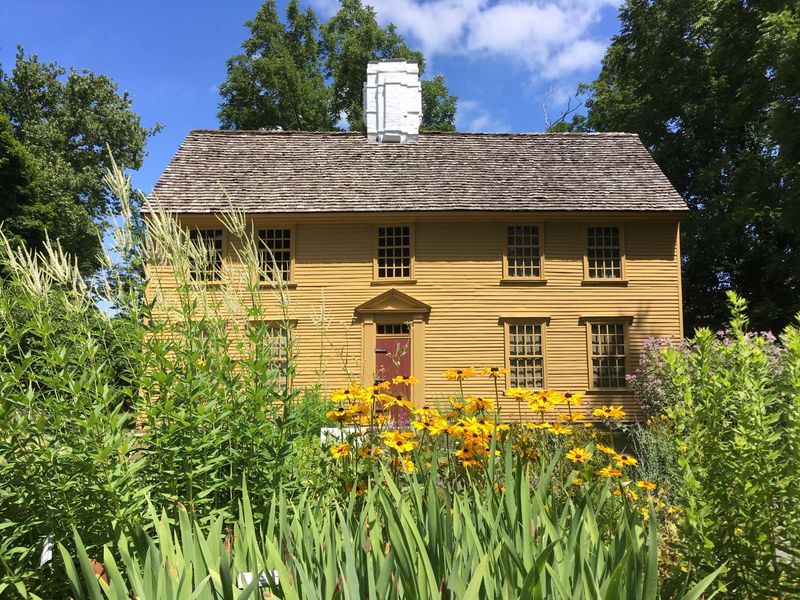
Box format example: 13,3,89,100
508,323,544,388
268,325,290,373
506,225,541,278
377,226,411,279
189,229,223,281
258,228,292,283
587,226,622,279
590,323,627,388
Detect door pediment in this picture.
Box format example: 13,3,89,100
355,288,431,318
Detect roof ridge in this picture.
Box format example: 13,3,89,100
187,129,640,137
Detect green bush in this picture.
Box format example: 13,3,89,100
660,293,800,596
0,274,146,599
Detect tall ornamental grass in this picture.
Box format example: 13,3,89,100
0,239,146,599
61,462,721,600
0,159,322,598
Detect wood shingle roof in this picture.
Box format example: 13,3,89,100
148,130,687,214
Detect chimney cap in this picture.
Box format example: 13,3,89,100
367,58,417,64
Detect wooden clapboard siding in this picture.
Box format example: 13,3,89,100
146,212,683,420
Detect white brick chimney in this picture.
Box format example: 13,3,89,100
363,59,421,143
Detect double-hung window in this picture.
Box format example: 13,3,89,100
258,228,293,283
588,321,628,388
504,321,546,389
505,225,542,279
376,225,413,279
249,320,293,389
586,226,623,280
189,229,223,281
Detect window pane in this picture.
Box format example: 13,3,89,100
587,226,622,279
506,225,541,278
377,226,411,279
269,325,289,371
508,323,544,388
590,323,626,387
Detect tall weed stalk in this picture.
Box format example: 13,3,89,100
0,157,319,597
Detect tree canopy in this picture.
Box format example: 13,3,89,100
0,47,158,272
575,0,800,332
219,0,333,131
218,0,457,133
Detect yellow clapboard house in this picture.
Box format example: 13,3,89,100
146,60,686,420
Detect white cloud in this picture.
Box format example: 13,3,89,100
314,0,620,79
363,0,482,56
457,99,511,132
540,39,607,78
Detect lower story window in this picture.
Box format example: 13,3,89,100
507,322,544,388
248,321,292,385
590,322,627,388
268,323,290,374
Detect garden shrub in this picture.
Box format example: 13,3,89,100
651,293,800,596
0,271,146,599
628,336,681,418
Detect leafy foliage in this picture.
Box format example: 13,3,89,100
218,0,458,133
0,46,158,272
218,0,334,131
576,0,800,332
645,293,800,596
60,465,722,599
420,74,457,132
628,336,682,418
0,161,326,598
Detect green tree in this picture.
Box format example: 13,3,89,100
0,112,97,264
420,74,457,132
0,46,158,272
219,0,457,132
320,0,423,130
219,0,334,130
575,0,800,332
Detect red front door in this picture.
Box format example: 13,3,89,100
375,324,411,425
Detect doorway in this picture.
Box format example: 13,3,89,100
375,323,411,424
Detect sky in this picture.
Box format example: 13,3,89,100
0,0,622,195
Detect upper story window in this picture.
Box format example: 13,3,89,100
505,225,542,278
258,228,293,283
189,229,223,281
586,226,622,279
376,225,412,279
506,321,545,389
589,322,627,388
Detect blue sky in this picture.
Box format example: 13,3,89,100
1,0,622,195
